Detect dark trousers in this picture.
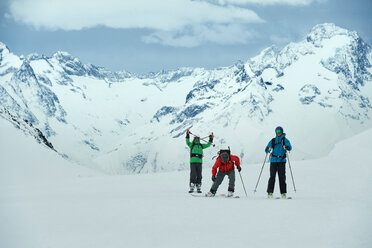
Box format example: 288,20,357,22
267,162,287,194
190,163,202,186
210,170,235,193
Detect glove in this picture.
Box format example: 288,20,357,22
283,145,289,150
209,132,214,142
237,166,241,172
212,176,216,182
265,147,272,153
186,129,190,139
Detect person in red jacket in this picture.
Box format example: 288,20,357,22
206,149,241,197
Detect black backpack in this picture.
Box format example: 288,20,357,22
271,137,286,159
211,147,231,160
218,148,231,162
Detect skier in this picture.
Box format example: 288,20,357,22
186,129,213,193
205,148,241,197
265,126,292,199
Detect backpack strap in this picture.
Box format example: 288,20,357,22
272,137,285,149
271,154,286,158
271,138,276,149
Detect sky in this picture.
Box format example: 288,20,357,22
0,0,371,74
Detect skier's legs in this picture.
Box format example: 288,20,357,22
277,162,287,194
267,163,278,193
227,170,236,192
210,171,226,193
196,163,202,185
190,163,199,186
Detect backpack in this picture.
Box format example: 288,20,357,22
218,148,231,162
271,137,286,159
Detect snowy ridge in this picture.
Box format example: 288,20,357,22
0,23,372,174
0,107,54,150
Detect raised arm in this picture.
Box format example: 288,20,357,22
202,132,214,149
186,130,192,148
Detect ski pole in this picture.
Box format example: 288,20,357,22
190,133,208,142
189,131,215,147
189,131,201,137
238,170,248,197
254,153,269,193
189,131,210,140
286,152,297,193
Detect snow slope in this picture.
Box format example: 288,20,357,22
1,116,371,248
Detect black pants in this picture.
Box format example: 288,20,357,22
190,163,202,185
267,162,287,194
210,170,235,193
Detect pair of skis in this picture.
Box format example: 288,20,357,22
190,193,292,199
190,193,240,198
271,196,292,200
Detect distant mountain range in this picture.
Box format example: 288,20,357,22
1,23,371,174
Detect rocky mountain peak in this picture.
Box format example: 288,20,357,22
0,42,10,61
52,51,76,61
0,42,9,51
306,23,357,46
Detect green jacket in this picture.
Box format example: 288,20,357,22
186,138,212,164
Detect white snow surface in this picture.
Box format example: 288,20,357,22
1,114,371,248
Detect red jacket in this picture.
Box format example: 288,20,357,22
212,154,240,176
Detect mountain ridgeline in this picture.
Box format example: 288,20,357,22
1,23,371,174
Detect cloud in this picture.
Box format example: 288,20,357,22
200,0,324,6
6,0,322,47
7,0,263,31
143,24,258,47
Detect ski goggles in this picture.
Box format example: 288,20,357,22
276,129,282,134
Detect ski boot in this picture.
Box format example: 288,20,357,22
227,191,234,197
281,193,287,199
205,191,215,197
196,184,202,193
188,183,195,193
267,193,273,199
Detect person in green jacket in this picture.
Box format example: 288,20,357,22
186,129,213,193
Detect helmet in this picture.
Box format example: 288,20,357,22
275,126,283,134
193,136,200,142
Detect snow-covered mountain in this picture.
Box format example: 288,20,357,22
1,23,372,174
